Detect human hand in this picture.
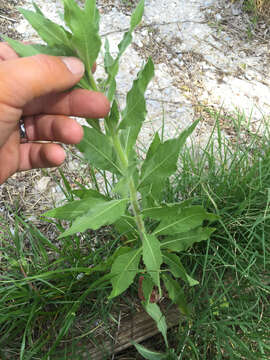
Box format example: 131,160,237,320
0,42,110,184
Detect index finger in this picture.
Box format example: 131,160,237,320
22,88,110,119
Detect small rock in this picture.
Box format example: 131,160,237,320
34,177,51,193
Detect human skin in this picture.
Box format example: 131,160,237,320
0,42,110,184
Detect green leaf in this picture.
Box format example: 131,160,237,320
132,342,166,360
93,246,133,273
118,0,144,56
141,275,155,304
107,100,120,129
62,0,101,73
140,120,199,188
145,132,161,159
143,302,168,347
119,58,155,156
32,2,44,15
130,0,145,31
104,38,117,101
77,127,122,175
161,227,216,252
113,163,139,197
3,37,74,57
19,8,71,47
177,118,200,150
85,118,101,131
59,199,128,238
113,177,130,198
162,274,189,315
109,248,142,298
142,234,162,291
72,188,107,200
162,251,198,286
139,132,164,206
104,0,145,101
113,215,138,240
153,206,217,236
44,197,106,220
140,138,179,188
142,201,192,220
104,38,114,74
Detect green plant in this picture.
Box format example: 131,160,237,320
5,0,217,353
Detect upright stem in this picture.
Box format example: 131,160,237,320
112,133,147,243
85,73,146,243
86,65,98,92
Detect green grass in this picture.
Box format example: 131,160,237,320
1,109,270,359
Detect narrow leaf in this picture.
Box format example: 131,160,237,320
107,100,120,128
32,2,44,15
163,251,198,286
142,201,192,220
104,38,117,101
77,127,122,174
19,8,71,47
130,0,145,31
161,227,216,252
119,58,154,155
132,342,166,360
153,206,218,236
44,197,106,221
139,132,162,205
3,37,74,57
142,234,162,290
140,120,199,188
63,0,101,72
162,274,189,315
72,189,107,200
141,275,155,304
143,302,168,347
177,118,200,150
59,199,128,238
109,248,142,298
104,0,145,101
86,118,101,131
145,132,161,160
93,246,133,273
113,215,138,240
140,138,179,188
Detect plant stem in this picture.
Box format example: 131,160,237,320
87,66,98,92
112,133,147,243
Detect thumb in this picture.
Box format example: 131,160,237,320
0,54,85,147
0,55,85,108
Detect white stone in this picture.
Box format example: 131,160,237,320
34,177,51,193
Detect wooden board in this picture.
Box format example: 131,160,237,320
87,304,181,359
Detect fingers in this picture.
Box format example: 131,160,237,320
0,54,85,148
0,131,19,184
24,115,84,144
0,55,85,109
19,143,66,172
0,42,19,61
23,88,110,119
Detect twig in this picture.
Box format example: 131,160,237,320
0,13,16,23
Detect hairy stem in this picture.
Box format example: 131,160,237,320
112,133,147,243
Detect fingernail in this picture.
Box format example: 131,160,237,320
61,57,85,75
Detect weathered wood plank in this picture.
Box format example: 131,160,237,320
88,304,181,359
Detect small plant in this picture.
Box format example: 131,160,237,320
5,0,218,353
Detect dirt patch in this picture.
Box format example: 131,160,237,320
0,0,23,40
